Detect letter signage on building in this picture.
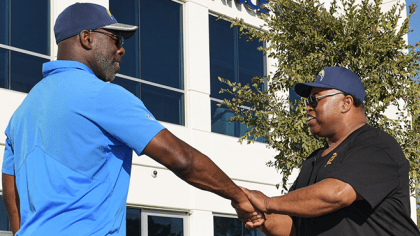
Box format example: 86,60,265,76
235,0,269,13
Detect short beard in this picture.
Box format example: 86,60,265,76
93,49,116,82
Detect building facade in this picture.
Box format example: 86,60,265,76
0,0,416,235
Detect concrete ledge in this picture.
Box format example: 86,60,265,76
0,231,12,236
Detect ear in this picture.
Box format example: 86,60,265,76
341,94,353,113
79,30,93,50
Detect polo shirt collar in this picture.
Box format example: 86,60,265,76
43,60,95,77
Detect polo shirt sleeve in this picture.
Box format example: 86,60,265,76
92,83,165,156
326,146,399,209
2,136,15,176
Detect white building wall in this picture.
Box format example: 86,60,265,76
0,0,416,235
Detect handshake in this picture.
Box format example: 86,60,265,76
231,187,269,230
230,186,295,236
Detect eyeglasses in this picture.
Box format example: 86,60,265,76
89,30,124,48
304,91,344,108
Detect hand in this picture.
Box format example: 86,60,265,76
240,186,269,213
231,197,265,230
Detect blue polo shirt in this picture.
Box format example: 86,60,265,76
2,60,165,235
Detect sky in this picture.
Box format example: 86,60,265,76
406,0,420,49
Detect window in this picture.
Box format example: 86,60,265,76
0,0,50,93
209,15,265,141
0,195,11,232
127,208,141,236
126,207,188,236
289,88,301,113
214,215,264,236
109,0,184,126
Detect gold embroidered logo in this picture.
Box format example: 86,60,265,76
319,70,325,81
107,9,114,20
325,153,337,167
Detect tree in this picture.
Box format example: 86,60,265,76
218,0,420,196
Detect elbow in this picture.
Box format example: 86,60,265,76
332,195,353,209
326,185,356,209
169,153,194,178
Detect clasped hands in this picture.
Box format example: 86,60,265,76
231,186,270,230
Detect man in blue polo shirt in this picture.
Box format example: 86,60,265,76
1,3,263,235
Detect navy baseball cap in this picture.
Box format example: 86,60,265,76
54,3,138,44
294,67,366,102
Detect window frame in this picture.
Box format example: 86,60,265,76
109,0,186,126
139,208,189,236
208,12,267,140
0,0,51,92
126,206,190,236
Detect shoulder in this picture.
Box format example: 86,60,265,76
350,124,399,148
99,82,141,104
348,124,407,164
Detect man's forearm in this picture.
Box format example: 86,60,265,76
2,173,20,234
142,129,264,228
265,178,358,217
143,129,249,204
175,144,249,203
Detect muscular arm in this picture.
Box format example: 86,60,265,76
242,178,362,218
142,129,263,227
2,173,20,235
265,178,362,217
240,179,361,235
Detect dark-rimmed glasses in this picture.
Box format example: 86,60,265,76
305,91,344,108
89,30,124,48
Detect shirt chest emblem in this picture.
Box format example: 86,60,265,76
325,153,337,167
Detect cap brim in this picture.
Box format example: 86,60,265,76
294,82,334,98
102,23,138,39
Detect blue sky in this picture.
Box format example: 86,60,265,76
406,0,420,49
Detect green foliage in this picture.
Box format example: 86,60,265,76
218,0,420,193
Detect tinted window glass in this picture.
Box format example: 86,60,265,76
10,51,48,93
238,32,264,91
211,101,237,137
239,121,265,143
209,16,264,101
126,208,141,236
214,216,242,236
110,0,183,90
140,0,183,89
0,48,8,89
109,0,185,126
209,15,235,100
11,0,49,55
148,215,183,236
0,0,8,45
214,216,264,236
289,88,301,112
141,84,184,125
209,15,265,142
111,77,140,98
109,0,139,78
0,195,9,231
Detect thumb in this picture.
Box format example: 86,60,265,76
239,186,251,198
240,186,258,205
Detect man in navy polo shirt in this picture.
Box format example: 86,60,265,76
238,67,420,235
1,3,263,235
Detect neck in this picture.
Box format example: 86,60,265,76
324,115,367,154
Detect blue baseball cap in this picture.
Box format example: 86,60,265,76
54,3,138,44
294,67,366,102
